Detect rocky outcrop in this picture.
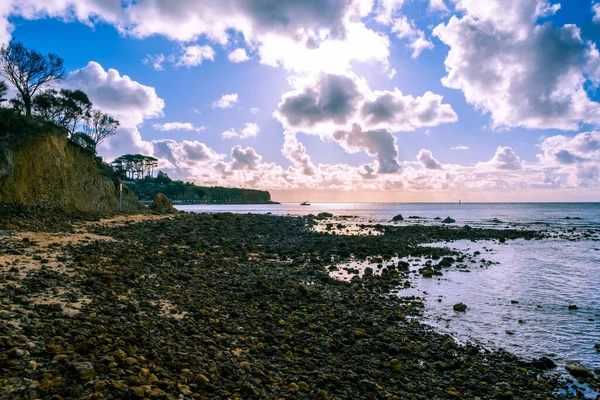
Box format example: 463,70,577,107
0,132,143,213
149,193,178,214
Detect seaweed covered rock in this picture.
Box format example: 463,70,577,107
149,193,177,214
392,214,404,222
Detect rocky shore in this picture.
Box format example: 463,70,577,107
0,212,588,399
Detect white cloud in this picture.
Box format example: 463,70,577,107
175,45,215,68
477,146,524,170
152,139,225,169
231,145,262,170
153,122,206,132
64,61,164,127
594,3,600,23
228,48,250,63
276,72,457,135
391,16,434,58
212,93,239,109
451,145,469,150
282,131,316,176
429,0,448,12
250,108,260,114
333,124,401,173
417,149,442,169
222,123,260,139
433,0,600,130
142,53,165,70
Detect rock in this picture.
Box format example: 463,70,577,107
453,302,467,312
194,374,210,386
7,347,28,359
531,357,556,370
73,362,95,380
442,217,456,224
392,214,404,222
595,344,600,352
568,305,578,310
566,365,594,379
316,212,333,219
149,193,178,214
112,349,126,361
297,283,309,295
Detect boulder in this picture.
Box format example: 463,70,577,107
150,193,178,213
442,217,456,224
566,365,593,379
453,302,467,312
392,214,404,222
316,212,333,219
531,356,556,370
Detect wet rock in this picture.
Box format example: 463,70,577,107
566,364,593,378
149,193,177,214
442,217,456,224
73,361,95,381
532,356,556,370
568,305,579,310
595,344,600,352
316,212,333,219
392,214,404,222
453,302,467,312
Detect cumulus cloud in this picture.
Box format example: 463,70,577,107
433,0,600,130
477,146,524,170
231,145,262,170
175,45,215,68
250,108,260,114
417,149,442,169
228,48,250,63
276,73,457,134
64,61,164,127
212,93,239,109
152,139,225,168
282,131,317,175
333,124,401,173
153,122,206,132
222,123,260,139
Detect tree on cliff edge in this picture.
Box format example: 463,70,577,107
0,81,7,105
0,40,65,117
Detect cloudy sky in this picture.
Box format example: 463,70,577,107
3,0,600,202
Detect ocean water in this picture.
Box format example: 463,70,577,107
178,203,600,390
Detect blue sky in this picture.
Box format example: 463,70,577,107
2,0,600,201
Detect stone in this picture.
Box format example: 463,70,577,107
442,217,456,224
453,302,467,312
149,193,178,214
73,362,95,381
531,356,556,370
392,214,404,222
112,349,126,360
568,305,578,310
566,365,593,379
595,344,600,352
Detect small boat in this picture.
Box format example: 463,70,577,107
300,201,310,206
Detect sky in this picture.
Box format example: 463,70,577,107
2,0,600,202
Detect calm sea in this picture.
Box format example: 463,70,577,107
178,203,600,393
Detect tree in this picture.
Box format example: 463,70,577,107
32,89,92,133
0,80,7,106
156,171,172,184
0,40,65,117
83,109,119,148
112,154,158,180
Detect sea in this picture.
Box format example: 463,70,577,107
177,202,600,396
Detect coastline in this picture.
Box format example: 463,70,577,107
0,212,591,399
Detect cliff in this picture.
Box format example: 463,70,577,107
0,132,143,213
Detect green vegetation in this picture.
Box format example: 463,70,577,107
0,39,118,151
122,170,274,204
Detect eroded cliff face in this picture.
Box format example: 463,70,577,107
0,133,143,213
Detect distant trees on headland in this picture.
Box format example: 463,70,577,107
0,40,119,151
